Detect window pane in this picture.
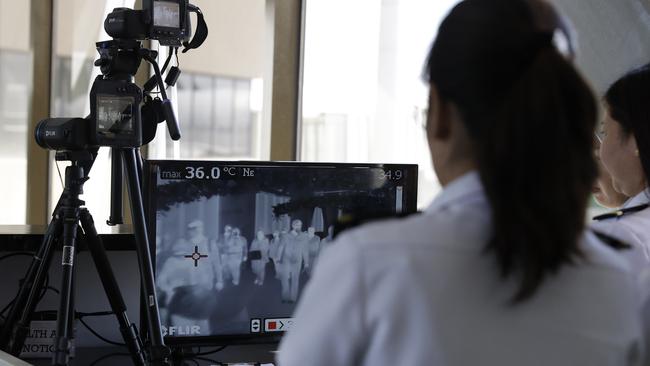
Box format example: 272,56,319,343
50,0,136,230
147,0,271,161
300,0,457,208
0,0,32,224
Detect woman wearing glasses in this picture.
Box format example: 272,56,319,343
278,1,644,365
593,137,629,208
593,64,650,282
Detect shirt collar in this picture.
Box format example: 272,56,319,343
623,187,650,208
425,170,484,214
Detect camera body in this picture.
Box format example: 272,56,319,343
105,0,190,46
89,78,143,148
34,77,143,150
35,40,145,151
35,0,205,152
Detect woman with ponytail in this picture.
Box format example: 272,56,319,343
278,1,643,365
593,64,650,294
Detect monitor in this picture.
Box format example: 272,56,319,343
144,160,418,345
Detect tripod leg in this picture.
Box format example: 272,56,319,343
0,215,62,355
79,209,146,366
52,205,80,366
108,148,124,226
121,148,169,364
135,149,144,187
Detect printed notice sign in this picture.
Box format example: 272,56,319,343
20,320,76,359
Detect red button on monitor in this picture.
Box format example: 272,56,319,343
265,318,293,332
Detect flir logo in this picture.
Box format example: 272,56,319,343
45,130,56,137
162,325,201,336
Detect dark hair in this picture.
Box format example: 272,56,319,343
426,0,598,302
604,64,650,185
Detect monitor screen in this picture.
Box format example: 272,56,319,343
144,160,418,344
153,1,181,28
96,95,135,135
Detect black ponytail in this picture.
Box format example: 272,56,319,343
605,64,650,186
427,0,598,302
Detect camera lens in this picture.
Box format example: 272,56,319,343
34,118,88,151
34,119,53,149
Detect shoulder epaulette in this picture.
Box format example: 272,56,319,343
592,203,649,221
591,230,632,250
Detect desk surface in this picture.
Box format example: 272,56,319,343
24,345,277,365
0,225,136,251
0,225,134,235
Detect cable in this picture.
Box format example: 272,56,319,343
192,345,227,356
0,252,34,262
193,356,220,364
0,252,38,319
160,47,174,75
77,312,125,347
145,46,177,95
1,256,124,349
56,160,64,188
88,352,131,366
77,311,113,317
0,272,54,320
182,346,227,366
0,254,132,350
0,295,17,320
78,317,125,347
3,304,125,347
1,253,133,352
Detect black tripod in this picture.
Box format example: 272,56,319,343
0,148,169,365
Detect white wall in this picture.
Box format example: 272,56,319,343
550,0,650,93
0,0,30,52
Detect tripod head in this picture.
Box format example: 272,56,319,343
95,39,144,80
92,39,180,146
54,149,97,163
49,149,99,220
35,0,210,152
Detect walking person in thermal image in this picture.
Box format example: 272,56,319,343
157,220,215,333
225,227,247,285
320,225,335,252
279,220,309,303
250,230,270,285
186,220,209,253
159,220,215,295
306,227,321,275
269,231,282,279
182,220,220,287
208,240,225,291
216,225,233,282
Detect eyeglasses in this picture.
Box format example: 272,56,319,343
595,120,606,143
595,131,604,144
419,107,429,130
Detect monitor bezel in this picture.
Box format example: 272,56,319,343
143,159,419,346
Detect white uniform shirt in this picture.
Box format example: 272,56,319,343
592,189,650,281
278,171,644,366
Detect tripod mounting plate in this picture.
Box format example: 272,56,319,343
55,150,97,163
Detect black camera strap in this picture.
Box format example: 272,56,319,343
182,5,208,53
